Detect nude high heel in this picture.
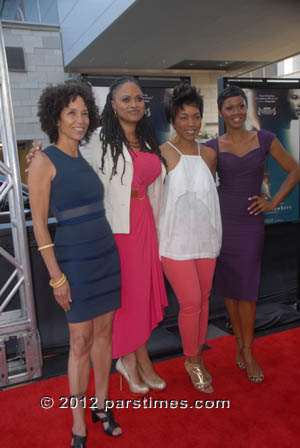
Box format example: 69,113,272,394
137,364,166,390
115,358,149,394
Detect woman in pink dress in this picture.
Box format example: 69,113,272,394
84,77,168,392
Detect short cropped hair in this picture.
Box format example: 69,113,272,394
37,82,100,143
217,85,248,111
165,83,203,124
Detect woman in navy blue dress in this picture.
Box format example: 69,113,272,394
28,83,122,447
205,86,300,384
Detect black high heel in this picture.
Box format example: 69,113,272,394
71,432,87,447
91,408,122,437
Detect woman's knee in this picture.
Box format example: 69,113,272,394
70,333,93,358
94,314,114,341
97,322,113,341
178,293,202,315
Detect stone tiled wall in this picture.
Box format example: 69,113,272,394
3,23,71,149
191,72,224,139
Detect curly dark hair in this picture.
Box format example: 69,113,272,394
37,82,100,143
217,85,248,111
99,76,165,179
165,83,203,124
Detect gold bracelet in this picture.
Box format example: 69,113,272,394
49,273,67,288
49,273,66,288
38,243,54,251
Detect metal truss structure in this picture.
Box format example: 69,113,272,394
0,21,42,387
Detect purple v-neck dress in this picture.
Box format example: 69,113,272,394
205,130,275,301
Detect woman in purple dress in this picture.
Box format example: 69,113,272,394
205,86,300,383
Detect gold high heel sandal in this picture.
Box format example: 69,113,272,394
184,359,214,394
242,346,264,384
236,359,246,370
137,364,166,390
198,355,212,382
115,358,149,394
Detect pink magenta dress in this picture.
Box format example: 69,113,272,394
112,149,168,358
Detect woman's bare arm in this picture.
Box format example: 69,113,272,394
248,137,300,215
201,145,217,180
28,152,72,311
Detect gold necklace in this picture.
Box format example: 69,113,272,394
127,139,140,149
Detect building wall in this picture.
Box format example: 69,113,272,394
1,21,223,184
191,72,223,139
278,55,300,79
2,22,71,180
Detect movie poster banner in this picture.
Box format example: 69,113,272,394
219,79,300,224
142,87,174,144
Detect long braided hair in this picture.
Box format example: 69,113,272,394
99,77,166,180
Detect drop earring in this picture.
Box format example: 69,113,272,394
173,126,179,143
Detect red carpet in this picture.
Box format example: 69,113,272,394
1,328,300,448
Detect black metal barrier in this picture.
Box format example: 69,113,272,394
0,221,298,352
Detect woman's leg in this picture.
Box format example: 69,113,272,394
195,258,216,348
68,320,94,437
238,300,264,382
225,297,263,381
90,311,122,436
118,344,164,390
162,257,201,357
135,342,164,383
195,258,216,373
162,257,213,392
225,297,245,368
135,342,151,374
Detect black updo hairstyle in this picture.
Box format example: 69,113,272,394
99,76,165,179
37,82,100,143
165,83,204,124
217,85,248,111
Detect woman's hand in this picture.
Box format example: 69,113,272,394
248,195,276,215
53,280,72,311
25,142,43,172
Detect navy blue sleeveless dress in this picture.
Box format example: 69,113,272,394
43,145,121,323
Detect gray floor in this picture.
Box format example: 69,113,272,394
146,320,229,365
41,302,300,379
206,323,228,340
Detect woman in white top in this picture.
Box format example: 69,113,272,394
159,84,222,393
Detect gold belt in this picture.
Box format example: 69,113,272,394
131,188,145,200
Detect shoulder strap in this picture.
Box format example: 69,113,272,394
167,141,182,155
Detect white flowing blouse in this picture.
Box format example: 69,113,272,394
158,141,222,260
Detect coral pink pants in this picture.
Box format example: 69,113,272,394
161,257,216,356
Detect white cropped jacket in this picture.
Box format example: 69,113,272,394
82,129,166,233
